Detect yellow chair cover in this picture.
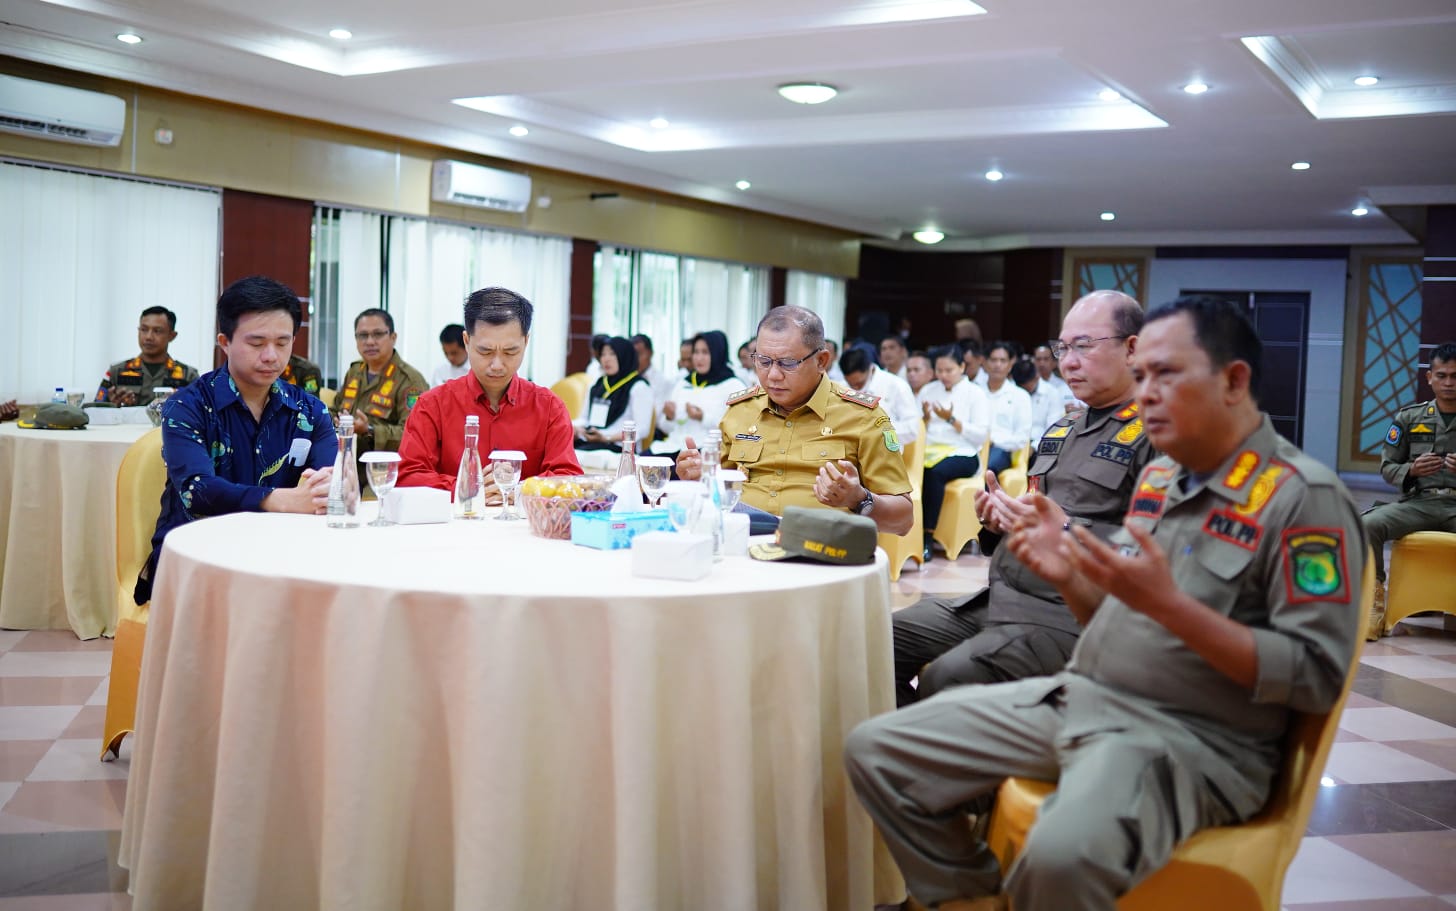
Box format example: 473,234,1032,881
998,443,1032,498
318,387,337,408
931,440,992,560
1384,530,1456,634
551,373,590,421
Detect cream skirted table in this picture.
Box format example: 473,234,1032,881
119,509,904,910
0,421,153,638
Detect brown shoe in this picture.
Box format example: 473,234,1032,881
1367,582,1386,641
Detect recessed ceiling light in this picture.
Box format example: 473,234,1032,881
509,125,529,137
735,180,751,191
1182,82,1209,95
777,83,838,105
1291,161,1311,171
328,28,352,40
912,229,945,245
649,117,670,129
1100,212,1116,221
1351,206,1370,217
116,32,142,45
1097,89,1122,102
984,169,1004,182
1353,75,1379,87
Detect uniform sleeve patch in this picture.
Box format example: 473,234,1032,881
1283,528,1350,604
406,390,421,410
1384,423,1401,446
883,429,901,452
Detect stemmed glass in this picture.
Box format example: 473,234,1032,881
636,456,673,507
663,480,703,534
360,452,401,526
489,450,526,520
718,469,745,513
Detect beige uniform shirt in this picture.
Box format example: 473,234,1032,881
718,374,912,516
331,352,429,453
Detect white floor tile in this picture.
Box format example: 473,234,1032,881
85,679,109,707
1323,741,1456,784
0,781,18,810
1382,636,1456,657
0,631,26,655
26,738,128,782
0,651,114,678
1282,836,1429,904
1338,707,1456,742
1359,655,1456,680
0,706,82,741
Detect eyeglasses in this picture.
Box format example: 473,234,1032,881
752,348,822,373
355,330,391,342
1050,335,1126,360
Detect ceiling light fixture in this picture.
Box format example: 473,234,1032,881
116,32,142,45
1353,75,1379,87
1351,205,1370,217
1097,88,1122,102
912,229,945,245
1182,82,1209,95
777,83,838,105
735,180,751,191
1291,161,1311,170
649,117,670,129
1100,212,1116,221
509,125,529,137
328,28,352,40
984,169,1004,182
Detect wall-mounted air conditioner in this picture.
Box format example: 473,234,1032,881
431,160,532,213
0,74,126,147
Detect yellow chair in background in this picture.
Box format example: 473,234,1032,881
986,560,1373,911
998,443,1032,498
102,427,166,760
930,440,993,560
878,426,927,581
1384,530,1456,635
551,373,590,421
318,387,337,408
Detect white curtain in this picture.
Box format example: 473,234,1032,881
683,259,768,356
329,209,386,380
475,228,572,386
592,246,634,339
0,162,220,403
786,271,847,348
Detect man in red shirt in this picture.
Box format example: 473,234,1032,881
398,287,581,500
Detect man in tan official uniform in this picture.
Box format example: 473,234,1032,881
1362,341,1456,637
847,296,1364,911
281,354,323,397
676,305,913,536
330,308,429,456
893,291,1153,706
95,306,200,406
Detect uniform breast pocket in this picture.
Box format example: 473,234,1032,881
802,440,847,462
1185,532,1258,616
729,439,763,464
1409,437,1434,456
1074,456,1131,491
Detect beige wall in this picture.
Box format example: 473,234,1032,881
0,58,860,277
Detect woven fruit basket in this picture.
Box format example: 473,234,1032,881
519,476,616,539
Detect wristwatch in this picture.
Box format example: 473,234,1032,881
855,488,875,516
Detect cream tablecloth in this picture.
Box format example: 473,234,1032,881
119,510,904,910
0,421,152,638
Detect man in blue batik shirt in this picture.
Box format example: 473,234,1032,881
134,275,337,604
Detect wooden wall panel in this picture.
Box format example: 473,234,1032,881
220,190,315,361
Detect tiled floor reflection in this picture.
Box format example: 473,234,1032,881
0,534,1453,908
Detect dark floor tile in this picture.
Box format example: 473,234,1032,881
1351,666,1456,728
0,830,126,897
1304,783,1450,836
1326,830,1456,894
1359,780,1456,829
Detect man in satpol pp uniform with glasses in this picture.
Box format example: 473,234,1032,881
330,308,429,461
675,305,913,535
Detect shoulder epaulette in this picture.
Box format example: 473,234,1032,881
1113,401,1139,421
726,385,763,405
836,387,881,408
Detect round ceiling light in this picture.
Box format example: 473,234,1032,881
1353,75,1379,87
912,229,945,245
1182,82,1210,95
1291,161,1311,170
1097,88,1122,102
649,117,670,129
1100,212,1116,221
735,180,752,191
984,169,1004,182
509,125,529,137
1351,206,1370,217
116,32,142,45
328,28,352,40
777,83,839,105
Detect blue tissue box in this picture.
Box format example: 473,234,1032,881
570,509,674,549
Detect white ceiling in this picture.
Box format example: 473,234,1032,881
4,0,1456,249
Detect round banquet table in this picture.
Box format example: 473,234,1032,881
0,421,153,638
119,509,904,910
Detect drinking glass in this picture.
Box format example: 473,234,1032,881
718,469,746,513
360,452,401,526
663,480,703,534
489,450,526,520
636,456,673,506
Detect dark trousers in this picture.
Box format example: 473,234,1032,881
924,455,980,530
987,445,1014,476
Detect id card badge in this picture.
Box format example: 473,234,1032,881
587,398,610,428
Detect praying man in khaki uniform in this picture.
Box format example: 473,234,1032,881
675,305,913,535
95,306,200,406
330,308,429,457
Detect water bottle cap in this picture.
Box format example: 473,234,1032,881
465,415,480,425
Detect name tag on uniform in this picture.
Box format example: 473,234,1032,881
587,399,610,428
735,433,761,442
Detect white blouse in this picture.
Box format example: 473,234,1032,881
917,379,990,457
652,374,748,454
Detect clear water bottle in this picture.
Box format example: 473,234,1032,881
51,387,66,404
454,415,484,519
698,431,726,561
615,420,638,483
326,416,361,528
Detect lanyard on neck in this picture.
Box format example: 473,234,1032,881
689,372,708,388
601,370,638,398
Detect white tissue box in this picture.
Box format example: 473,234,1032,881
381,487,452,525
723,512,750,557
631,531,714,581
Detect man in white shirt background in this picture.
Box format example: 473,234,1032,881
840,348,921,446
982,340,1033,474
905,350,935,397
1034,343,1079,413
1016,356,1063,443
430,323,471,388
963,339,990,387
879,335,910,381
825,338,846,383
632,333,674,418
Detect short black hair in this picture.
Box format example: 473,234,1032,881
986,340,1017,360
1145,295,1263,401
1011,358,1037,386
354,308,394,333
463,288,532,335
1432,342,1456,366
839,348,872,376
631,334,653,354
140,306,177,331
959,338,983,359
930,344,961,366
880,335,907,352
908,349,931,364
216,276,302,340
439,323,466,346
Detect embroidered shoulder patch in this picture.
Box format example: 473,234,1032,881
1409,423,1434,434
836,388,880,408
1043,423,1073,440
1283,528,1349,603
726,385,762,405
1234,462,1291,517
883,429,901,452
1384,423,1401,446
406,390,421,410
1113,418,1143,445
1114,402,1139,420
1222,450,1260,490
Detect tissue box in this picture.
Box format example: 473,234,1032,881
631,531,714,581
381,487,452,525
570,509,673,549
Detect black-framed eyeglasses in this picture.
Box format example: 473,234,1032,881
1050,336,1126,360
752,348,822,373
355,330,391,342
